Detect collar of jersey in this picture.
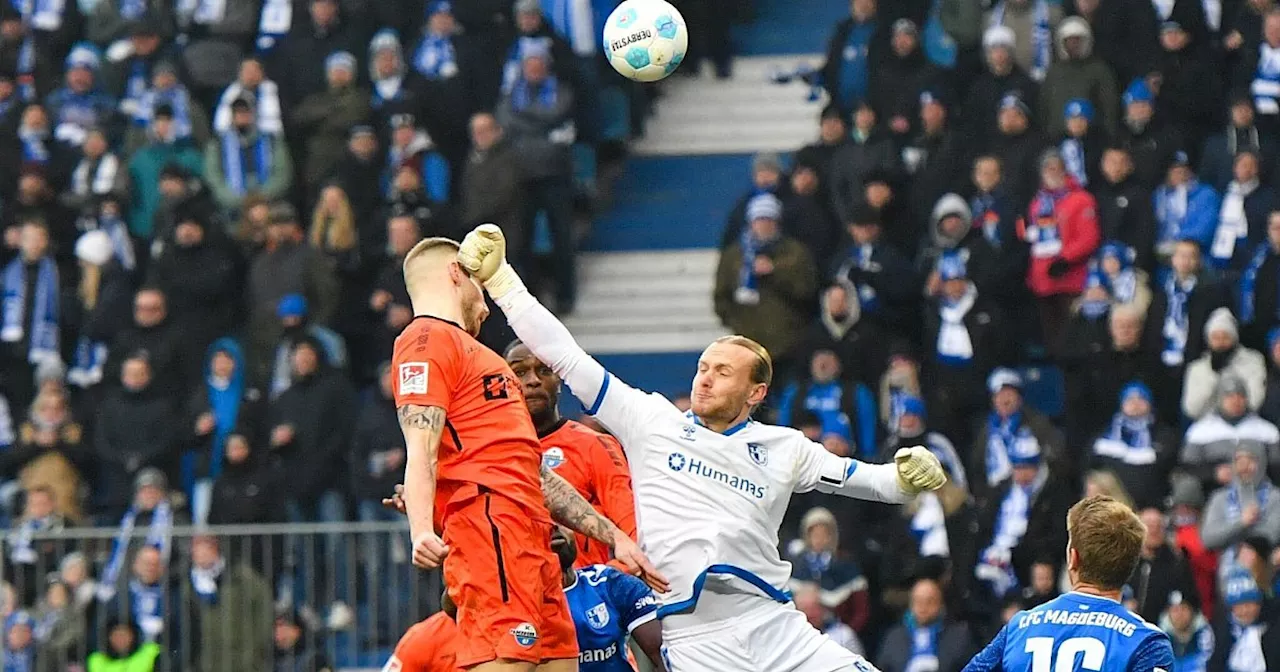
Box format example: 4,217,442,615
1066,590,1122,605
562,571,579,592
685,411,754,436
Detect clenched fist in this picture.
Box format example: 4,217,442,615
894,446,947,495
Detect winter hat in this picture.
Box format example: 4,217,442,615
74,230,113,267
134,467,167,492
518,37,553,63
746,194,782,222
1123,78,1153,106
1008,433,1042,467
983,25,1016,50
35,358,65,388
988,368,1023,394
325,51,357,74
1204,307,1239,341
370,29,400,55
1064,99,1094,122
1172,150,1191,167
938,250,968,281
1218,374,1248,398
1169,474,1204,509
919,89,945,108
752,151,783,175
1267,326,1280,352
7,610,33,630
1167,589,1200,611
848,200,881,227
800,506,838,538
892,18,918,36
1161,20,1184,34
427,0,453,17
65,42,101,71
1120,381,1153,406
514,0,541,14
277,294,309,320
1224,566,1263,607
1098,241,1136,268
999,93,1030,117
349,124,375,139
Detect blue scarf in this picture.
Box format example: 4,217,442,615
986,411,1024,486
511,75,558,113
1162,274,1195,366
848,244,880,313
1156,183,1192,245
96,215,136,271
67,338,108,389
1061,137,1087,186
221,131,272,197
800,550,833,578
413,34,457,79
970,192,1004,247
137,86,193,140
990,0,1051,80
1227,481,1272,521
904,613,943,671
190,558,224,605
735,227,777,306
1240,243,1276,324
100,501,173,593
6,515,52,565
255,0,292,52
1106,413,1153,448
18,127,47,163
1,256,58,366
2,648,32,672
128,579,166,642
204,368,243,482
51,90,108,144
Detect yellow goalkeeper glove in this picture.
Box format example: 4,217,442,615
457,224,525,299
894,446,947,495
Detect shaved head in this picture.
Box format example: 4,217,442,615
402,237,489,336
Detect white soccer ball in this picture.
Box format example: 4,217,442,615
602,0,689,83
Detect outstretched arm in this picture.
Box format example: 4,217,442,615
795,440,946,502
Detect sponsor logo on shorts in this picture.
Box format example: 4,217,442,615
585,603,610,630
510,622,538,648
398,362,428,395
542,447,566,470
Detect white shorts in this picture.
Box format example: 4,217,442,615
659,599,880,672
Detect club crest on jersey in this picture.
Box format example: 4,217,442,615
747,443,768,466
680,424,696,441
668,453,687,472
398,362,428,395
542,447,566,470
586,603,610,630
510,622,538,648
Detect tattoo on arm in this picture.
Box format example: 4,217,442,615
541,464,619,545
398,405,445,433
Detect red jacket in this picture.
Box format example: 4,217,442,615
1018,179,1101,297
1174,523,1219,620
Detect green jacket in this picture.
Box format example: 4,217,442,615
187,564,274,672
86,643,160,672
714,237,817,359
291,85,370,192
939,0,986,48
204,131,294,212
128,138,205,237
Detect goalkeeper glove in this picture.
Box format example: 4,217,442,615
894,446,947,495
458,224,525,300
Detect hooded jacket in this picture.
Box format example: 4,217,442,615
1039,18,1120,138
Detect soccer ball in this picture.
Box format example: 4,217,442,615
602,0,688,82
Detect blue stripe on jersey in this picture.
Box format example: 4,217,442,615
845,459,859,479
585,372,611,415
655,564,793,619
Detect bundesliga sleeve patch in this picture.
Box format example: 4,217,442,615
399,362,429,395
381,655,402,672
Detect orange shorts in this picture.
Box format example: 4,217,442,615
441,492,577,667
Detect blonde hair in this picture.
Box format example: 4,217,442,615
712,335,773,386
310,188,357,251
1085,470,1135,510
1066,495,1146,590
78,263,101,310
402,237,460,294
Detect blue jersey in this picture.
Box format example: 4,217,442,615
565,564,658,671
964,592,1175,672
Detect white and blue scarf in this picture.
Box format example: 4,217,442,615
1027,188,1066,258
121,60,149,117
2,647,32,672
1213,180,1256,263
978,467,1048,595
15,0,66,32
1061,137,1087,186
71,152,118,198
1162,274,1195,366
970,192,1004,247
1240,242,1275,324
220,131,272,197
735,228,776,306
128,578,166,642
990,0,1051,81
910,491,950,557
1252,44,1280,116
94,214,136,271
986,412,1032,486
904,613,943,672
511,75,559,113
18,127,48,163
1228,616,1268,672
255,0,292,52
190,558,224,605
1092,413,1157,465
6,515,53,565
847,244,880,313
937,284,976,366
1,256,58,366
1156,183,1191,245
137,86,193,140
413,33,458,80
1109,268,1138,304
99,501,172,595
1227,480,1272,522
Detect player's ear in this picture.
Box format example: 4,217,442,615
747,382,768,408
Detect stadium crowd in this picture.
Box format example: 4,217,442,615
707,0,1280,668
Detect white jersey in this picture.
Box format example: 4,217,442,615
496,288,908,627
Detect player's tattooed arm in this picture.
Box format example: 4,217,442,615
540,464,621,545
399,404,446,547
398,404,445,433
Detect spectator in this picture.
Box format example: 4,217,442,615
1121,79,1186,193
830,202,919,337
1,106,74,200
368,216,417,367
787,507,871,635
777,349,877,459
1094,242,1153,317
1154,153,1221,263
1147,241,1230,391
501,5,579,97
101,545,177,646
870,19,942,143
819,0,883,113
0,220,61,413
795,104,850,184
1057,99,1107,189
1093,146,1157,271
1202,444,1280,562
126,106,205,239
4,485,66,606
271,608,331,672
147,212,239,356
1182,376,1280,493
789,283,886,387
203,92,293,214
1213,151,1275,271
965,156,1029,304
991,94,1045,222
1243,217,1280,351
782,161,842,270
1161,590,1214,672
6,610,35,672
1040,17,1118,139
88,3,175,52
87,615,159,672
145,163,220,246
93,350,180,516
1155,20,1222,156
183,536,273,672
792,582,865,657
968,368,1065,505
8,387,84,522
461,111,524,239
207,432,278,528
876,577,975,672
1131,507,1200,624
212,57,283,136
880,342,924,432
291,51,369,200
1183,309,1267,419
385,114,450,205
61,128,127,216
1244,9,1280,128
961,26,1039,147
105,287,190,401
271,0,361,108
986,0,1063,83
368,29,411,115
182,338,262,523
57,553,98,614
124,58,211,157
1019,148,1101,355
1201,95,1275,191
266,294,347,400
1089,383,1178,509
714,194,817,361
496,40,578,313
244,203,337,386
45,44,116,148
406,1,472,172
1208,565,1280,669
828,102,898,228
34,578,88,672
333,128,382,245
901,92,967,235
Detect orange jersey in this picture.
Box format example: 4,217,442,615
392,316,548,530
539,419,637,568
385,613,461,672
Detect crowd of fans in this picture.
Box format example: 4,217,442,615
711,0,1280,669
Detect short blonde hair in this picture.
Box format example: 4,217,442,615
1066,495,1146,590
402,237,460,292
713,335,773,386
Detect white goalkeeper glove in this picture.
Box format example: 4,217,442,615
457,224,525,299
894,446,947,495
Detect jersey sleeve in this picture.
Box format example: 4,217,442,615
792,436,907,503
602,566,659,633
391,325,462,411
1127,633,1175,672
962,622,1007,672
495,286,668,453
590,433,638,539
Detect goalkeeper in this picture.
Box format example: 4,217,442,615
458,224,946,672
